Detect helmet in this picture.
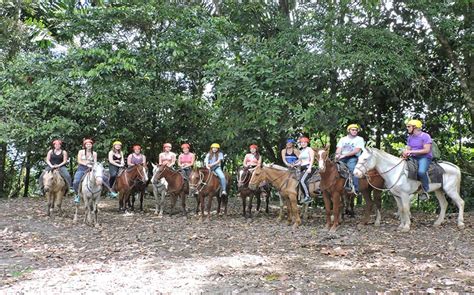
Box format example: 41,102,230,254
407,119,422,129
181,143,190,149
132,144,141,150
286,139,296,144
163,143,172,148
299,137,310,143
112,140,122,146
52,139,62,146
83,138,94,146
347,124,360,131
249,144,258,150
210,143,220,149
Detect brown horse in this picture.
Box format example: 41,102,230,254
43,169,67,217
359,170,384,226
188,168,231,221
314,146,354,232
237,167,271,218
249,164,301,228
114,165,148,212
151,163,188,216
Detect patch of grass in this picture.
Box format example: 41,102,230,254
264,273,281,281
11,267,33,278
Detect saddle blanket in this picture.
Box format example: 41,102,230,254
406,159,445,184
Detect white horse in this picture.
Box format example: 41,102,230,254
354,147,464,232
74,163,104,227
151,163,168,217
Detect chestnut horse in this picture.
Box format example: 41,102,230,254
314,147,355,232
114,165,148,212
43,169,67,217
237,167,271,218
188,168,231,221
151,164,188,216
248,164,301,228
359,170,384,226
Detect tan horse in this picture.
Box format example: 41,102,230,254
248,164,301,228
43,169,67,217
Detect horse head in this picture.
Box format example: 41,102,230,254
43,170,56,193
237,167,253,189
315,145,330,172
354,147,375,178
188,168,205,194
248,164,264,190
91,163,104,187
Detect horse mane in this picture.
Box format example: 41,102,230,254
369,147,401,161
264,163,288,171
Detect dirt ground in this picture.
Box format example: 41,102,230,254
1,194,473,294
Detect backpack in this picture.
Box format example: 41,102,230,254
431,140,441,160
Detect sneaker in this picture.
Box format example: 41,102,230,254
303,195,312,204
419,192,429,201
68,187,75,194
109,191,118,199
221,191,227,196
74,195,80,204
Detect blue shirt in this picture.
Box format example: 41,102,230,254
205,152,223,165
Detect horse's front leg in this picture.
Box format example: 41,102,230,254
255,191,261,213
241,192,247,218
170,193,178,216
433,190,448,227
180,191,187,217
277,192,284,222
265,192,270,214
73,203,79,224
361,188,373,225
93,198,99,227
152,185,160,215
199,194,205,221
206,194,213,221
216,192,222,216
374,190,382,227
139,191,144,212
291,194,301,229
46,193,52,217
398,195,411,232
322,191,331,231
248,193,254,218
330,192,342,233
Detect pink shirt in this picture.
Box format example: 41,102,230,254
179,153,194,164
244,153,259,166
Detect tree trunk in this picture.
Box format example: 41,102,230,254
0,143,6,198
22,149,31,198
329,131,337,155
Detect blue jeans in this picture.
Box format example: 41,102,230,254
39,166,72,190
341,156,359,192
413,156,431,192
212,166,226,192
73,165,89,193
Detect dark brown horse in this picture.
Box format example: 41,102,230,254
188,168,231,221
114,165,148,212
359,170,384,226
151,163,188,216
314,146,354,232
237,167,271,218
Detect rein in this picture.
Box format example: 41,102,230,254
359,154,406,191
263,167,292,191
190,169,212,194
85,169,102,195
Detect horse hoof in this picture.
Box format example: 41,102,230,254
399,227,410,233
458,223,465,230
95,223,100,228
329,226,338,233
374,221,381,227
433,221,442,227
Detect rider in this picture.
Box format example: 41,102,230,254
159,143,176,167
127,144,147,167
39,139,73,194
108,140,125,195
402,119,432,200
178,143,195,179
281,139,300,168
296,137,314,204
73,138,97,204
335,124,365,193
243,144,262,168
204,143,227,196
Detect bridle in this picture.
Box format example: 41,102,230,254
356,151,406,191
237,168,253,187
189,169,212,194
85,164,103,195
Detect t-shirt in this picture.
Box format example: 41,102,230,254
407,132,433,159
336,136,365,156
205,152,223,165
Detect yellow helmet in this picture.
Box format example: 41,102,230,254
407,119,422,129
112,140,122,146
346,124,360,132
210,143,220,149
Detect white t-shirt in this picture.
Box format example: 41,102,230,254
336,136,365,156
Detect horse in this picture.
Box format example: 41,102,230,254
358,170,384,226
73,163,104,227
151,164,188,217
42,169,67,217
150,164,168,217
114,165,148,212
237,167,271,218
354,147,465,232
188,168,231,221
248,164,301,228
314,146,356,232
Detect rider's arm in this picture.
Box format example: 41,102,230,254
92,152,97,165
142,155,147,167
60,151,68,167
77,150,88,166
408,144,432,156
120,152,125,167
335,146,342,159
127,154,134,166
169,153,176,166
108,151,116,166
307,148,315,172
257,155,262,166
190,153,195,167
177,154,183,167
243,154,249,168
158,153,163,165
45,150,54,168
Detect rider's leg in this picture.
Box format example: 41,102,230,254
73,165,88,203
38,168,49,195
214,167,227,194
416,156,431,200
300,166,311,204
58,166,73,189
346,157,359,193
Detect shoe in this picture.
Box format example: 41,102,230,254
68,188,75,194
419,192,429,201
221,191,227,196
109,191,118,199
74,195,80,204
303,196,312,204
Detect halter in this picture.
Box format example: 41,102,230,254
357,152,406,191
85,166,103,195
189,169,212,194
237,168,252,187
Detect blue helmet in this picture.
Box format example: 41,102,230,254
286,139,296,144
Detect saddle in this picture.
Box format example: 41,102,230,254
406,158,444,184
77,167,92,194
336,161,356,193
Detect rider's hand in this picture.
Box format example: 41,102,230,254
402,150,411,158
306,168,311,173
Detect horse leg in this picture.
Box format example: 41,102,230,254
322,192,331,231
433,189,448,227
73,204,79,224
374,190,382,227
170,194,178,216
291,195,301,229
285,197,292,225
265,192,270,214
199,194,205,221
443,186,465,229
277,192,284,222
93,199,99,227
140,191,144,212
153,186,159,215
241,193,247,218
46,192,52,217
248,193,253,218
256,191,261,213
330,192,341,233
361,188,373,225
206,194,213,221
180,192,187,217
56,191,64,216
216,192,222,216
223,192,228,216
130,192,135,211
398,195,411,232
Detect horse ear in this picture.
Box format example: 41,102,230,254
151,163,157,170
325,144,330,151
